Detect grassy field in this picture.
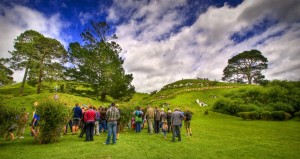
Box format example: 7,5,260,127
1,81,300,159
0,110,299,159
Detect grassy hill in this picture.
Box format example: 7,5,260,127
0,80,300,159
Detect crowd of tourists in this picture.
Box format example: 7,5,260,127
4,101,193,144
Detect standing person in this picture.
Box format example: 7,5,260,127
133,106,143,133
116,104,121,140
160,108,166,131
103,103,120,145
184,109,192,136
145,105,154,134
16,108,29,139
162,121,168,139
99,108,107,134
171,108,185,142
154,107,161,134
72,103,82,135
166,110,172,133
94,107,101,136
84,106,96,141
31,112,40,141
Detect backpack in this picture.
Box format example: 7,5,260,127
135,110,142,117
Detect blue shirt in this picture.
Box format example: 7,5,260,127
73,106,82,118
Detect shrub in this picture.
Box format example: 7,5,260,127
294,111,300,118
269,102,293,113
271,111,287,121
237,112,249,120
0,104,20,136
204,110,209,115
248,111,259,120
36,99,69,144
260,111,272,120
118,105,135,132
237,111,259,120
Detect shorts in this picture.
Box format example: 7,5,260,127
185,121,191,129
72,118,80,126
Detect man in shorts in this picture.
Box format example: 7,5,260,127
72,103,82,135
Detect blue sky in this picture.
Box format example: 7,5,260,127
0,0,300,93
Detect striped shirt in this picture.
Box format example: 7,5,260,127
106,106,120,122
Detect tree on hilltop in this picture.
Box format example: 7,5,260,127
222,50,268,84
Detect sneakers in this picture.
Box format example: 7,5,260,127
103,142,108,145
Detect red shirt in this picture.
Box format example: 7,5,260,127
84,109,96,122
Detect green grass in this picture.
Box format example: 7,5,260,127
1,81,300,159
0,110,299,159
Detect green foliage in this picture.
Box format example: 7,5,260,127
118,105,135,131
0,103,20,136
294,111,300,118
222,50,268,84
36,100,69,144
213,80,300,120
271,111,288,121
0,58,14,86
66,21,135,101
260,111,272,120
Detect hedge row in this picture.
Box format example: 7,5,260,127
237,111,291,121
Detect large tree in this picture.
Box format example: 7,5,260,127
222,50,268,84
66,21,135,101
0,58,13,86
8,30,67,94
8,30,43,94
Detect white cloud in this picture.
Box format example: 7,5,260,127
109,0,300,93
0,3,68,82
79,11,93,25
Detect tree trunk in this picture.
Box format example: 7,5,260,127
19,58,31,95
100,93,106,101
37,55,45,94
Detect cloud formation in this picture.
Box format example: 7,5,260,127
107,0,300,93
0,0,299,93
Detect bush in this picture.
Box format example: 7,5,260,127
271,111,287,121
269,102,293,113
260,111,272,120
294,111,300,118
237,112,249,120
36,100,69,144
237,111,259,120
0,104,20,136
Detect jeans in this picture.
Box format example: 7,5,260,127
99,119,107,133
172,125,181,141
135,122,142,133
154,120,160,133
105,121,117,144
85,122,95,141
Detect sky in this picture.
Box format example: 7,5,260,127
0,0,300,93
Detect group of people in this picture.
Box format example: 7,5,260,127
132,105,193,142
5,101,192,144
71,102,121,145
